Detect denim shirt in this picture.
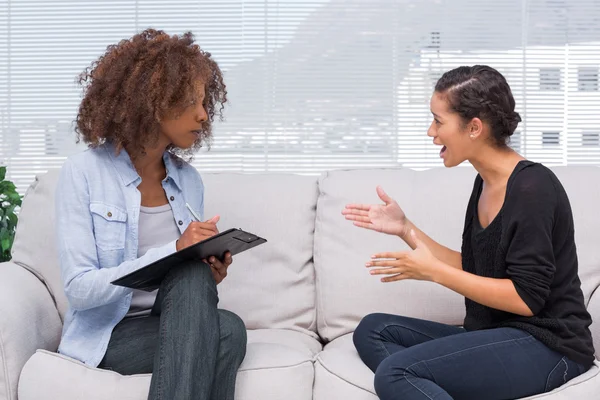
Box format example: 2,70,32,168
55,142,204,366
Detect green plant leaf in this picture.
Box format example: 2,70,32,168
7,213,17,231
1,237,10,253
6,192,21,205
0,181,16,194
0,166,5,182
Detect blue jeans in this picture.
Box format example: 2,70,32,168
99,261,247,400
353,313,587,400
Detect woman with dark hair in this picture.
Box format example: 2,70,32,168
56,29,246,400
344,65,594,399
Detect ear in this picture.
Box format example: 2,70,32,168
468,117,484,139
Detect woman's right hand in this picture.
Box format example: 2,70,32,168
342,186,409,237
176,215,220,251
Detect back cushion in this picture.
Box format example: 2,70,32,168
315,167,476,341
551,167,600,302
12,169,320,337
314,166,600,342
202,173,319,336
12,169,68,319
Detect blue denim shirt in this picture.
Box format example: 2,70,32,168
55,142,204,366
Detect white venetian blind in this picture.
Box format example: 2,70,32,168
0,0,599,193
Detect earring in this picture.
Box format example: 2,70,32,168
470,134,475,138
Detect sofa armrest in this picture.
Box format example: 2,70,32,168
0,262,62,400
589,286,600,361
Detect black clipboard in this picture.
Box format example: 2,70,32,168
111,228,267,291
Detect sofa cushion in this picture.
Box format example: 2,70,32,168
314,333,600,400
19,329,320,400
315,167,474,342
12,169,320,336
11,169,67,319
0,262,62,400
550,167,600,303
202,173,319,336
314,166,600,344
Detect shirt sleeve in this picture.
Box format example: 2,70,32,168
55,159,178,312
504,166,557,315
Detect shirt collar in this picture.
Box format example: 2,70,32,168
103,142,183,191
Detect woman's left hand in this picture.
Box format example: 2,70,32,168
366,230,444,282
205,252,233,284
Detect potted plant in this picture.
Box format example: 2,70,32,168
0,166,21,262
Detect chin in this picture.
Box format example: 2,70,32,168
442,156,465,168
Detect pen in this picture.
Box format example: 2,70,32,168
185,202,202,222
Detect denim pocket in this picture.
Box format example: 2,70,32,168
545,356,568,392
89,202,127,251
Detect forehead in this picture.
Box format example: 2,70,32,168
430,92,449,114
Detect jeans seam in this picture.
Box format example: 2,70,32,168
545,356,566,392
405,333,534,368
403,370,436,400
398,333,535,398
376,322,443,358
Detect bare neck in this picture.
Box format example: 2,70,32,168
469,145,525,187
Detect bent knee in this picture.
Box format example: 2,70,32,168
219,310,247,355
353,313,387,350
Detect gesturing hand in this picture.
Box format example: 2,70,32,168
342,186,409,237
366,230,443,283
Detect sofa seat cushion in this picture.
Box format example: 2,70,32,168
314,333,600,400
19,329,320,400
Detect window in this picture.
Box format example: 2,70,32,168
578,67,599,92
543,132,561,147
582,132,600,147
539,68,562,91
1,1,600,193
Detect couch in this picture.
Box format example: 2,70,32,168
1,165,599,400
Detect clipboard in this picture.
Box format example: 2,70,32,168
111,228,267,291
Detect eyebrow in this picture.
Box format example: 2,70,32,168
431,111,441,119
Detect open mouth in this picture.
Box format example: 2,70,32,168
190,130,202,137
440,145,447,158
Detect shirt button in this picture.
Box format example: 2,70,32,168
170,196,175,201
107,212,112,218
178,220,183,226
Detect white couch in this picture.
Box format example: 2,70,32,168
1,166,599,400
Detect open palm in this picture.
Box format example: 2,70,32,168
342,186,408,237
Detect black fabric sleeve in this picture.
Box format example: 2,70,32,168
503,166,557,315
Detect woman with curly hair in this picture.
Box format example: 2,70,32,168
55,29,246,400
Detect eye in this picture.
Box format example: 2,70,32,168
434,118,441,125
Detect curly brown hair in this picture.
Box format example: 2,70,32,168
75,28,227,160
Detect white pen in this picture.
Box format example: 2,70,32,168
185,202,202,222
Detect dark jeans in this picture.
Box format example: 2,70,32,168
353,313,588,400
99,260,247,400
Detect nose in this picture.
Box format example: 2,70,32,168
427,120,435,137
196,103,208,123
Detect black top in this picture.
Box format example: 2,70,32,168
461,160,595,367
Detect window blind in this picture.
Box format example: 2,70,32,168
1,0,599,193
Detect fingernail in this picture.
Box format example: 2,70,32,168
365,263,371,267
370,270,375,275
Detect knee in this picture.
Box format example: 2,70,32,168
219,310,247,363
353,313,386,353
165,260,215,292
373,356,411,399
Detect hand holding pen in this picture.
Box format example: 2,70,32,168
175,203,221,251
178,203,232,284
